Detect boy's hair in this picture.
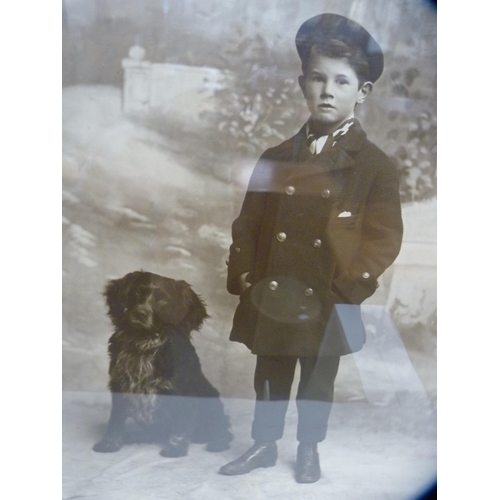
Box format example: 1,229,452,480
301,39,371,86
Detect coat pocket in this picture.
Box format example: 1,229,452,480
318,300,366,356
330,213,360,230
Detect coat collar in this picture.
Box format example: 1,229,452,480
283,119,367,180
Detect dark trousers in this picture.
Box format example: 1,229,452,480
251,355,341,444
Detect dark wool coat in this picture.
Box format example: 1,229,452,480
226,120,403,357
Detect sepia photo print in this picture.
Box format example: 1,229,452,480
62,1,437,498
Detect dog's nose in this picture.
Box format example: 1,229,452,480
129,307,149,323
135,310,148,321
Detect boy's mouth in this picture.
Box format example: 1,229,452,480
318,103,334,109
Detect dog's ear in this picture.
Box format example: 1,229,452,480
104,277,129,321
175,280,209,332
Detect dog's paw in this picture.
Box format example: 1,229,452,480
93,437,123,453
160,435,189,458
205,439,231,453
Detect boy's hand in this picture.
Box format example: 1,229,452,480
239,272,251,293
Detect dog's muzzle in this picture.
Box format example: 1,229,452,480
129,305,154,329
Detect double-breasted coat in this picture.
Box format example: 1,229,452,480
226,119,403,357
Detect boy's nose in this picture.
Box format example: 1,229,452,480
321,80,334,98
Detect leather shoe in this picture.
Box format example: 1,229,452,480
218,441,277,475
295,443,321,483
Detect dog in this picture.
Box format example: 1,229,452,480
93,270,233,457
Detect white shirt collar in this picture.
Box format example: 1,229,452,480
306,114,355,154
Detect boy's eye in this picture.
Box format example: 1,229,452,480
311,75,324,82
336,78,349,85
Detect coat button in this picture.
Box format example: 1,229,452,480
235,247,241,253
285,185,296,195
305,288,314,296
313,239,322,248
362,272,370,279
269,281,278,291
321,189,331,199
276,232,287,242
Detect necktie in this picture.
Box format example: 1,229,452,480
306,119,355,154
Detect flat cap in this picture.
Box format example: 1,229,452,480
295,13,384,82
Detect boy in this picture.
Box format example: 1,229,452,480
219,14,403,483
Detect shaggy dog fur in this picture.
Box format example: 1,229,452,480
93,271,233,457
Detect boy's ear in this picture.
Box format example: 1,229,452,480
356,82,373,104
298,75,306,98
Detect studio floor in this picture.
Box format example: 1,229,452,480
63,392,435,500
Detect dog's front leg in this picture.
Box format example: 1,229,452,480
93,392,128,453
159,395,195,458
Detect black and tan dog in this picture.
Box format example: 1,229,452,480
93,271,232,457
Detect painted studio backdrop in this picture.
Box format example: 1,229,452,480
62,0,436,499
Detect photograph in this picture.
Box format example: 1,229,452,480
62,1,437,498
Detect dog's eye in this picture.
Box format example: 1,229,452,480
153,289,168,303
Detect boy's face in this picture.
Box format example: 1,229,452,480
298,52,372,134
